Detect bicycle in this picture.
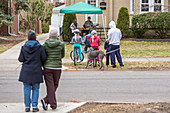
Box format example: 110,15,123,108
70,47,84,66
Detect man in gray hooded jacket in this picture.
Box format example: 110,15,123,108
108,21,124,68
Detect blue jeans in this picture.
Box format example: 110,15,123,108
23,83,40,108
73,44,82,61
109,45,124,67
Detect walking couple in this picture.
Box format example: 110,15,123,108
18,28,65,112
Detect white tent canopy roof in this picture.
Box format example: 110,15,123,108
53,5,66,13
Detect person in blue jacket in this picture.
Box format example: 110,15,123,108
18,30,47,112
104,39,110,67
83,30,92,52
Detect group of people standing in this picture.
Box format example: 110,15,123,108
70,29,101,65
70,17,124,68
18,28,64,112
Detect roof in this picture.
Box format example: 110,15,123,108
60,2,103,14
53,4,66,13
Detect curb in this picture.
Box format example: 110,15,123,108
0,102,87,113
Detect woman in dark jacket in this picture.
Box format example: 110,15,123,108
18,30,47,112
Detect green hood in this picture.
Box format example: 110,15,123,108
45,39,60,48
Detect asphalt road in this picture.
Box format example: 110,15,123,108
0,70,170,103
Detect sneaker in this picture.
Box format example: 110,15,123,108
112,66,116,68
25,108,30,112
41,99,48,110
98,62,100,66
120,66,124,68
52,107,57,110
89,62,93,66
79,61,82,65
32,108,39,112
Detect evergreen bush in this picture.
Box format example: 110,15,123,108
131,12,170,38
116,7,130,38
62,14,76,42
42,23,49,33
149,12,170,38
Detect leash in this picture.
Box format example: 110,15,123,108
105,48,120,55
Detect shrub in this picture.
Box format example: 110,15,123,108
62,14,76,42
131,12,170,38
42,23,49,33
149,12,170,38
116,7,130,38
131,13,152,38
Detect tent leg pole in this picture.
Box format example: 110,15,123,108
59,13,62,40
102,14,107,40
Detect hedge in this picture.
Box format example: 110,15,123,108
62,14,76,42
117,7,130,38
42,23,49,33
131,12,170,38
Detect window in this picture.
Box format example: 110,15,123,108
86,0,98,24
88,0,96,6
154,0,162,12
140,0,164,13
130,0,134,14
141,0,149,12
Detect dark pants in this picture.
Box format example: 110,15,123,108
43,68,61,109
106,53,110,66
109,45,124,68
84,45,90,51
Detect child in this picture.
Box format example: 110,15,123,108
104,39,110,67
70,29,83,63
90,30,100,66
18,30,47,112
83,30,92,52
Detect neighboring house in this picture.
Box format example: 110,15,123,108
0,1,19,36
66,0,169,27
169,0,170,11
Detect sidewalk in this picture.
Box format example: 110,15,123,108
0,102,86,113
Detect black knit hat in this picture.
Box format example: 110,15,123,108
28,30,36,40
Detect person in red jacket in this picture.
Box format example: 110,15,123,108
90,30,100,66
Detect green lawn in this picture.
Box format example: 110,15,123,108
64,41,170,59
0,46,12,54
65,44,73,59
119,41,170,58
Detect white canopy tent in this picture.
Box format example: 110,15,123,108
51,4,65,35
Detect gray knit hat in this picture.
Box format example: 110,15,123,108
28,30,36,40
49,27,58,38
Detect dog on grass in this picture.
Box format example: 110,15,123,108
85,48,105,70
